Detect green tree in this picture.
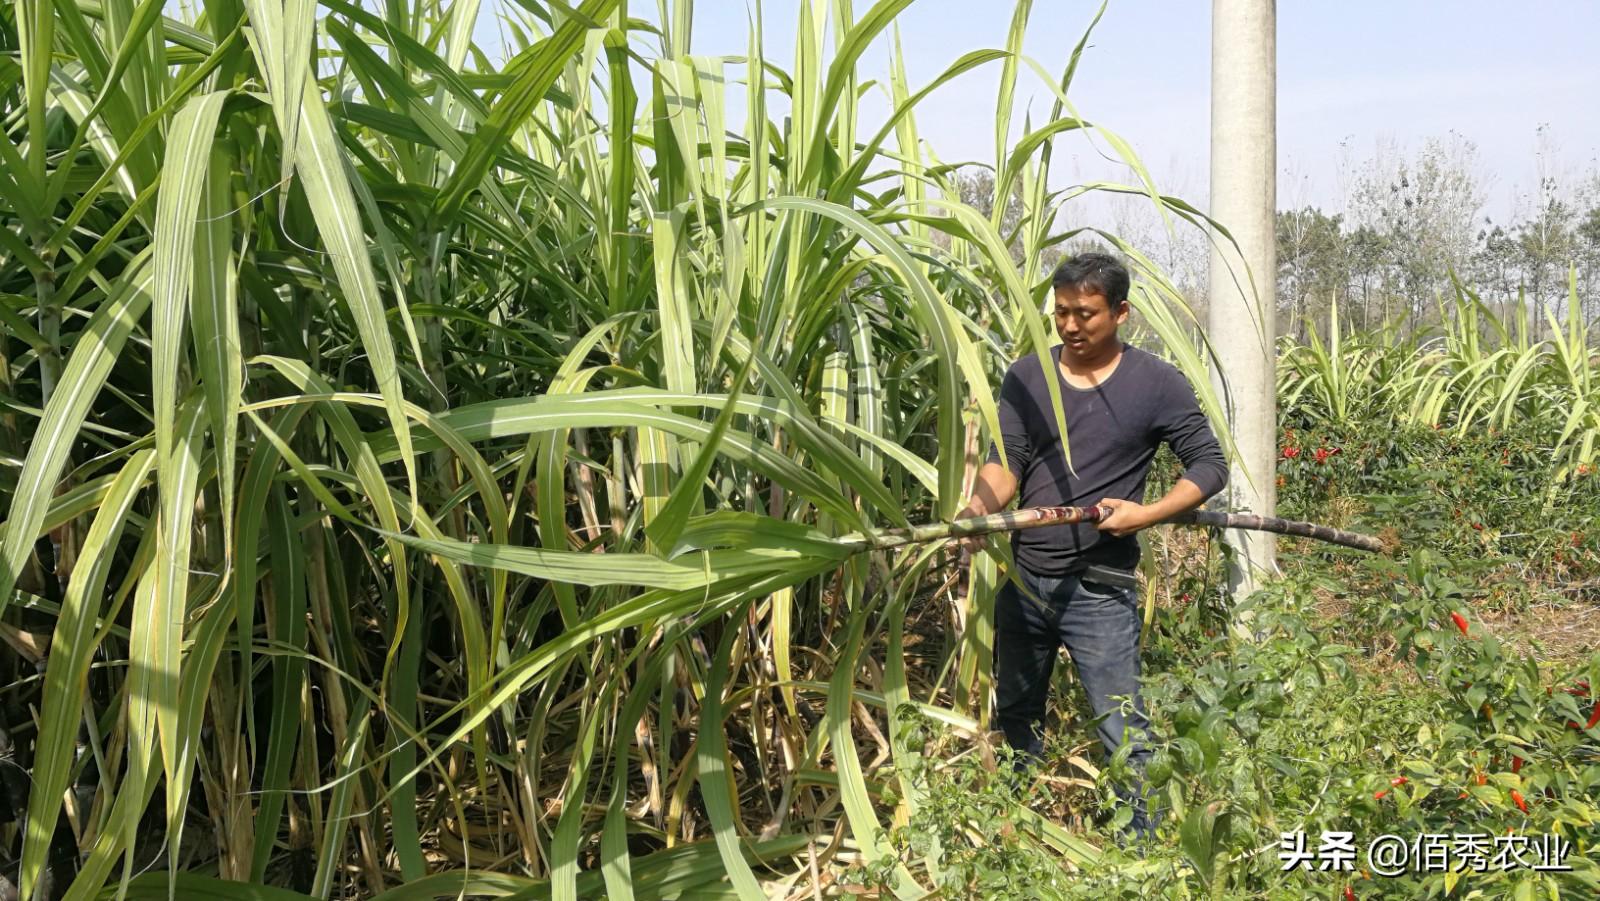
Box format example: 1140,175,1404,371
1577,203,1600,330
1276,206,1348,341
1344,224,1390,330
1472,220,1523,322
1517,178,1578,337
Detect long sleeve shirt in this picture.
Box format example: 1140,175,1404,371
986,342,1228,576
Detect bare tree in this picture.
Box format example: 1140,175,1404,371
1347,135,1486,334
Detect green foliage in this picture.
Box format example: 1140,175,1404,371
858,386,1600,898
2,0,1594,896
0,1,1229,898
1280,279,1600,484
845,710,1078,898
1053,569,1600,898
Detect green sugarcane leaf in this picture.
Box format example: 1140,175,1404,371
697,607,768,900
17,449,154,901
0,252,153,615
248,485,311,881
107,873,320,900
647,351,755,556
382,529,836,591
433,0,618,219
747,196,965,515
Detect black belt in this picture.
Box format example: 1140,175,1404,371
1079,563,1140,589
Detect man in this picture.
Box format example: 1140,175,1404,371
957,252,1227,840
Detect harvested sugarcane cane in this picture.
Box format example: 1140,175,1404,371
1162,509,1391,554
836,504,1390,555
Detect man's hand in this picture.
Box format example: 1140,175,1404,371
1094,497,1156,537
1095,479,1209,538
954,501,988,556
956,463,1020,558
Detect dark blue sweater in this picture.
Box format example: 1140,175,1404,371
986,343,1228,576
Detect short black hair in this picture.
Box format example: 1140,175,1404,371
1051,252,1130,307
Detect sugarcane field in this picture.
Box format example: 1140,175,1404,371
4,0,1600,897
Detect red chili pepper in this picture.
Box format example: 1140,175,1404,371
1372,789,1389,800
1458,791,1470,799
1568,704,1593,732
1475,771,1487,786
1471,521,1485,531
1510,755,1523,774
1344,886,1356,901
1450,611,1470,636
1510,790,1528,813
1282,446,1300,459
1390,776,1408,786
1315,447,1331,464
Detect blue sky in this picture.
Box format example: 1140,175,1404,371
694,1,1600,218
471,1,1600,219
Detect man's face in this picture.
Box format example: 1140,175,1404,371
1053,286,1128,363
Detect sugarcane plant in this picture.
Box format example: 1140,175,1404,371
0,0,1239,897
1280,273,1599,494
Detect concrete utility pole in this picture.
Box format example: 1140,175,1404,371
1208,0,1278,601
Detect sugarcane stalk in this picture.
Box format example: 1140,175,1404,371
1162,509,1390,554
836,505,1390,555
834,505,1106,552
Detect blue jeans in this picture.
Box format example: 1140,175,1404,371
994,566,1159,838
